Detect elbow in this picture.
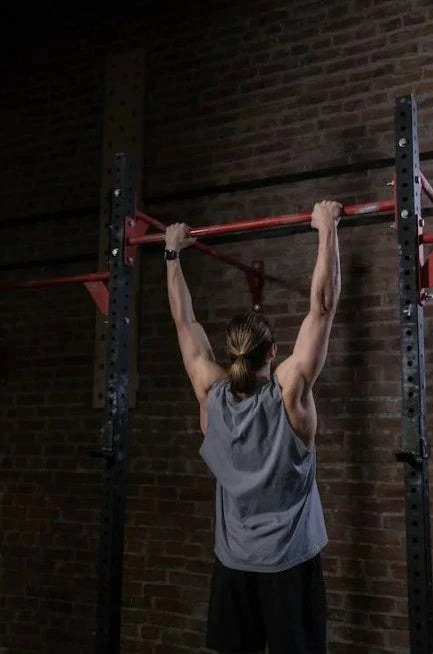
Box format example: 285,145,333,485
312,289,339,316
324,287,340,314
322,273,341,314
318,302,337,317
174,317,196,331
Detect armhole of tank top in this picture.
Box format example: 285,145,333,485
272,372,315,456
207,378,225,406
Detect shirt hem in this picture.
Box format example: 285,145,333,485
214,539,328,573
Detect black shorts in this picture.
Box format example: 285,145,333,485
206,553,327,653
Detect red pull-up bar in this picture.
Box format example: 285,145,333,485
129,200,395,246
0,198,396,314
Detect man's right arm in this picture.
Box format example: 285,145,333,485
275,201,342,447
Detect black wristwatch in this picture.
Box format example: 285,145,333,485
164,249,179,261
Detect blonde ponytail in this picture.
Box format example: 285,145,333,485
228,354,256,396
226,312,275,397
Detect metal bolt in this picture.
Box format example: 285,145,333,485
114,188,121,197
112,248,119,256
128,257,134,264
128,219,135,227
401,209,410,219
253,304,261,312
386,181,395,187
403,303,412,317
425,292,433,301
124,317,130,324
388,223,397,230
399,138,408,148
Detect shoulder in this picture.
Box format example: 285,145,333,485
274,364,317,450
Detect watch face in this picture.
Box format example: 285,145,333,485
164,249,179,260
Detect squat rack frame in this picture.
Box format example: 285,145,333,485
0,96,432,653
95,95,433,654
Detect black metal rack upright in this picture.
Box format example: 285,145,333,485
95,153,135,654
394,95,433,653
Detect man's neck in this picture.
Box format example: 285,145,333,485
254,363,272,382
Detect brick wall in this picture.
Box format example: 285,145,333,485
1,1,433,652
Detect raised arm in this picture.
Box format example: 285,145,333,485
275,201,342,447
165,223,225,409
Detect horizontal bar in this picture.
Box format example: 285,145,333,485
422,233,433,244
131,200,395,246
0,272,109,290
136,211,257,275
420,172,433,204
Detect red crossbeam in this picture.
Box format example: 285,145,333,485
130,200,395,246
0,272,110,290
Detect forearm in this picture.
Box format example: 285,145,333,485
310,224,341,314
167,259,196,327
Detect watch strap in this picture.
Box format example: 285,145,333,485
164,249,179,261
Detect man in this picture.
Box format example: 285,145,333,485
164,200,342,654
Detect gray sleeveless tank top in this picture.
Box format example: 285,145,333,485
199,373,328,572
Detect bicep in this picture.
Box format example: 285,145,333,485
176,322,225,402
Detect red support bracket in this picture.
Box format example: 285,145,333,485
84,281,110,316
246,261,264,312
0,272,111,315
0,272,110,290
135,204,267,310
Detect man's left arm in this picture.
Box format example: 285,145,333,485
165,223,226,404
